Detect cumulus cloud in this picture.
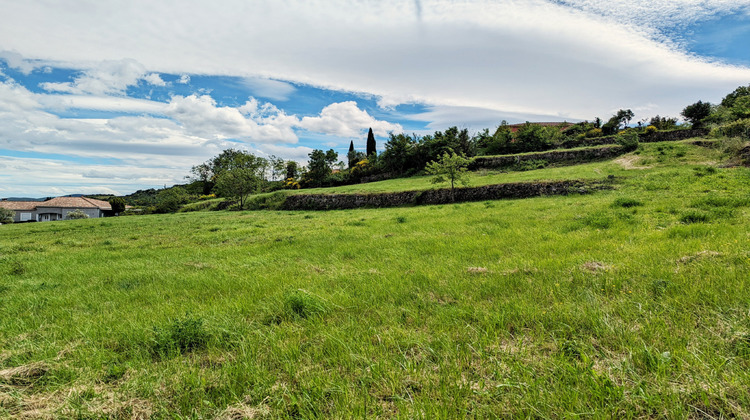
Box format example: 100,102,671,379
177,74,190,84
143,72,167,86
298,101,402,137
165,94,299,143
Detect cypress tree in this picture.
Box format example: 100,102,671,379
366,128,376,156
347,140,356,169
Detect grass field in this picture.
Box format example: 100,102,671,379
1,140,749,418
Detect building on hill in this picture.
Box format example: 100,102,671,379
0,197,112,222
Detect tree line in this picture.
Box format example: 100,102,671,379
119,84,750,212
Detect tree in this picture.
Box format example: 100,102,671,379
366,128,376,156
721,85,750,108
425,151,471,202
602,109,634,135
269,155,286,181
155,187,189,213
108,197,126,214
381,133,418,175
730,96,750,120
214,168,262,209
285,160,300,180
189,149,268,194
302,149,337,187
648,115,678,130
681,101,712,128
347,141,356,169
0,207,14,224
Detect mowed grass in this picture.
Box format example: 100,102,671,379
1,141,750,418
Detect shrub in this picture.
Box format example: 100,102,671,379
714,118,750,140
616,131,639,152
585,128,603,138
514,159,548,171
66,209,89,220
0,207,14,224
283,178,301,189
644,125,658,135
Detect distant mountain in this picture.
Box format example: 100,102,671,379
1,197,47,202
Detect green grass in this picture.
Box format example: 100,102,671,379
1,140,749,418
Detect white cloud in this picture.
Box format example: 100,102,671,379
165,94,299,143
39,59,147,95
0,50,37,74
298,101,402,137
2,0,747,121
0,156,184,197
555,1,749,33
177,74,190,84
240,77,296,101
143,72,167,86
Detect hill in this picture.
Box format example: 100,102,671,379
0,139,749,418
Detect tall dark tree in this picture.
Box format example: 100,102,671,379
347,140,356,169
366,128,376,156
681,101,712,129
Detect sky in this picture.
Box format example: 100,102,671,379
1,0,749,198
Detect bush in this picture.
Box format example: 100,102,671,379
616,131,639,152
713,118,750,140
0,207,14,224
66,209,89,220
585,128,603,138
644,126,658,135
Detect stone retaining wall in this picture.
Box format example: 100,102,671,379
281,180,598,210
470,145,625,169
639,128,708,143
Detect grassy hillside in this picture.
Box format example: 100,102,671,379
1,140,749,418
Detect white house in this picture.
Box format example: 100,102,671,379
0,197,113,222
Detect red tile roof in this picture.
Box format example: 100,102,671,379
36,197,112,210
0,201,40,211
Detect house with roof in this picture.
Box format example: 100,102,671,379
0,197,113,222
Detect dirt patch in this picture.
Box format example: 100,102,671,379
0,362,49,386
614,155,651,170
677,250,722,264
467,267,489,274
217,401,271,419
581,261,613,274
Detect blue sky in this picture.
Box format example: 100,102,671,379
0,0,749,197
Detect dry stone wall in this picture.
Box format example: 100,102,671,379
281,180,598,210
470,145,626,169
